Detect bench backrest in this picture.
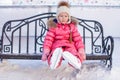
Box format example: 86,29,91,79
0,12,104,55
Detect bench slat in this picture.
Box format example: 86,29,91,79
86,54,110,60
0,54,110,60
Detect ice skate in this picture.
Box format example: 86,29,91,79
62,51,81,69
50,48,63,69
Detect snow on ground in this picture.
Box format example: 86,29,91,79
0,60,108,80
0,38,120,80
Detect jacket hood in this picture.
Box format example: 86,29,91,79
47,16,78,28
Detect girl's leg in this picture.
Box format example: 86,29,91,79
50,47,63,69
62,51,81,69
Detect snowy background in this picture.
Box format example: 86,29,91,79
0,0,120,80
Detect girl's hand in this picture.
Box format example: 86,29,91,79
78,48,86,60
41,53,48,61
42,49,50,61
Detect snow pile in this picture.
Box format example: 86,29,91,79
0,60,110,80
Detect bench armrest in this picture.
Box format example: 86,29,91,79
0,39,2,52
103,36,114,56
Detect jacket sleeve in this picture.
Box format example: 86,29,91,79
72,25,84,50
43,28,55,53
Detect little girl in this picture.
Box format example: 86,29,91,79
42,1,86,70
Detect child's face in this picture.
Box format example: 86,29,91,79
58,12,69,24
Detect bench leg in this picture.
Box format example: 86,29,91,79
101,58,112,70
108,58,112,70
0,58,3,62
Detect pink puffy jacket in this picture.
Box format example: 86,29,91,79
43,17,85,64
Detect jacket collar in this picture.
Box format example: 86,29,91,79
47,16,78,28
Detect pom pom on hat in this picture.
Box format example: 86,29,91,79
56,1,71,23
57,1,70,8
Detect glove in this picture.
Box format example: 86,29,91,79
41,49,50,61
78,48,86,60
41,53,48,61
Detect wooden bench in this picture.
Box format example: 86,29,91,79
0,12,114,69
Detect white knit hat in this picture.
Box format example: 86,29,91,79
56,1,71,23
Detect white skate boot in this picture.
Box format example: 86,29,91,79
62,51,81,69
50,48,63,69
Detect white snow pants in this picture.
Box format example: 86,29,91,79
50,48,81,70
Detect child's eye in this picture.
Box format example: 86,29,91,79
60,15,63,17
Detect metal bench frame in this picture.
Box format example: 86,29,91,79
0,12,114,69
